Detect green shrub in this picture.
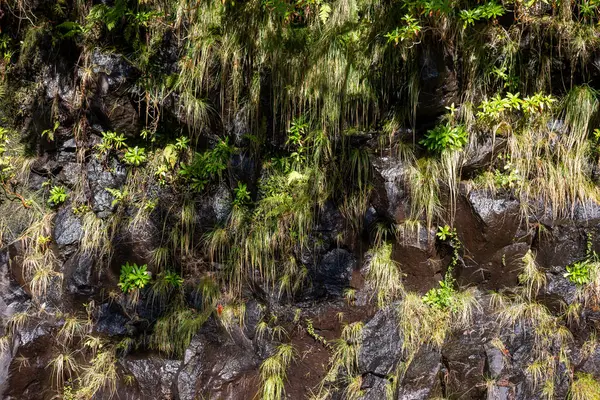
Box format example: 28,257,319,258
123,146,147,166
118,262,151,293
420,124,468,153
564,261,592,285
48,186,68,207
163,271,183,288
568,372,600,400
564,233,597,285
422,278,455,309
459,2,505,28
384,15,422,45
435,225,453,241
96,131,126,155
178,138,234,192
286,117,308,165
41,121,59,141
232,182,251,207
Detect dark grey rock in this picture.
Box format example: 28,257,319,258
416,47,459,123
467,190,520,241
485,344,505,379
53,207,83,247
358,306,403,376
176,322,259,400
56,162,82,187
65,252,96,295
0,250,29,398
544,268,578,305
88,48,140,136
358,373,390,400
91,48,135,92
580,344,600,379
371,155,409,223
397,346,442,399
95,303,131,336
462,136,506,176
536,225,586,270
177,335,206,400
316,248,356,296
87,158,127,217
122,356,181,399
198,183,233,228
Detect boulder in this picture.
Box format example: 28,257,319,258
393,225,439,293
64,252,96,296
371,155,410,224
314,248,356,297
358,306,403,376
89,48,140,136
53,206,83,247
176,322,259,399
122,356,181,399
397,346,442,400
358,373,390,400
86,157,127,217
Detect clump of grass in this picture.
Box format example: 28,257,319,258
568,372,600,400
48,351,80,388
364,243,404,308
315,322,364,397
57,314,92,345
258,343,296,400
81,212,112,259
339,188,371,235
518,250,546,299
76,346,118,399
493,249,574,399
150,303,210,357
398,288,479,357
406,158,441,229
6,310,31,336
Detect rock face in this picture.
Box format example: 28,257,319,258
315,248,357,297
358,306,403,376
396,346,442,400
3,3,600,399
122,356,182,399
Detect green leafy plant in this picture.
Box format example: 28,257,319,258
564,233,597,285
179,138,234,192
164,271,183,288
96,131,127,155
118,262,151,293
232,182,251,207
72,204,91,215
48,186,68,207
41,121,59,141
55,21,85,39
385,14,421,45
494,161,522,189
286,117,308,165
436,225,453,241
422,278,456,309
105,188,127,207
420,124,468,153
425,225,462,309
459,2,505,28
175,136,190,151
123,146,147,166
565,261,592,285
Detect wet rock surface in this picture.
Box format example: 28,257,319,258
3,7,600,399
315,248,357,297
358,306,403,376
